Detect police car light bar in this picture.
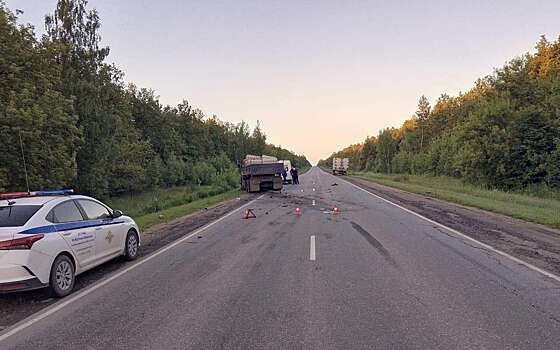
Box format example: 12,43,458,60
0,192,30,200
0,189,74,200
33,189,74,196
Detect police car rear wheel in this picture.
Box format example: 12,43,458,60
124,230,139,261
49,255,75,297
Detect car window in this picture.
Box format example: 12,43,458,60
0,205,42,227
78,200,112,220
51,201,84,223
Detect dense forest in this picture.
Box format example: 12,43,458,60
0,1,310,198
319,36,560,191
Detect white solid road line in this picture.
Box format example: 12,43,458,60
0,194,266,342
335,173,560,284
310,235,316,261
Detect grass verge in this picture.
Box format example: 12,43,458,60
132,190,240,230
351,172,560,229
106,186,241,230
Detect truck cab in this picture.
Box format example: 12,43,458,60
279,160,292,184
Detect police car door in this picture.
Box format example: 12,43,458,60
76,199,122,261
50,200,96,267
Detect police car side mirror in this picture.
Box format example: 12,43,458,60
112,210,123,218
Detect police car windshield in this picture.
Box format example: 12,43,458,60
0,205,42,227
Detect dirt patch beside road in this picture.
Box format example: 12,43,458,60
0,193,257,331
346,176,560,276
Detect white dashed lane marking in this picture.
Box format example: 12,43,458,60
310,235,316,261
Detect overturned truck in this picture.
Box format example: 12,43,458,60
241,155,284,192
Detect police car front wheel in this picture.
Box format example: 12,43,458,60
124,230,139,261
49,254,75,297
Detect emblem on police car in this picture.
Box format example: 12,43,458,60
106,230,114,244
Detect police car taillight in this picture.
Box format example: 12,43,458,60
0,235,44,250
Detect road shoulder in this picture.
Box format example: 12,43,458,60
344,175,560,276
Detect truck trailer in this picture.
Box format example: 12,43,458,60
241,155,284,192
332,157,349,175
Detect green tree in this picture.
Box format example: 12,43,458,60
0,0,312,195
0,4,81,191
375,128,398,173
415,95,431,149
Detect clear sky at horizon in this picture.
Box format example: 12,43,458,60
7,0,560,164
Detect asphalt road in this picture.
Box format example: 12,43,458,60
2,167,560,349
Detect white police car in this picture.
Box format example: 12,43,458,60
0,190,140,297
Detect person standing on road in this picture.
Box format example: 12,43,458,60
282,168,288,183
293,167,299,184
290,167,295,184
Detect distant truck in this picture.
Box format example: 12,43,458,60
332,157,349,175
241,155,284,192
278,160,292,184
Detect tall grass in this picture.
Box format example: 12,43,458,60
128,189,241,230
106,186,227,218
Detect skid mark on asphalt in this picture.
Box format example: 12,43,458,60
350,221,398,268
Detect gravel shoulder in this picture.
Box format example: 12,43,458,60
0,192,257,331
346,175,560,277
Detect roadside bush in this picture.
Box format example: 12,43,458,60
162,157,188,187
411,152,432,175
213,167,239,190
197,188,210,198
189,161,217,186
208,153,235,173
144,156,164,189
392,152,413,174
426,132,461,177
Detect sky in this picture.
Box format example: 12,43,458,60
6,0,560,164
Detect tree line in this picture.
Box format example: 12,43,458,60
319,36,560,191
0,0,310,198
